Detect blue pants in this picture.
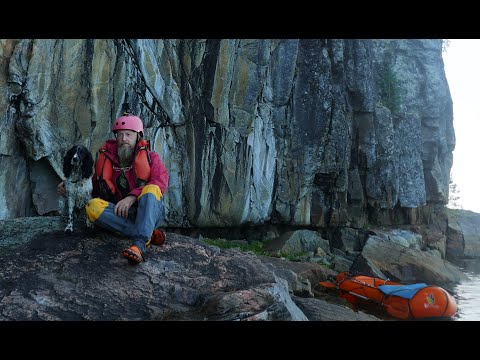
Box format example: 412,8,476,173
85,184,165,254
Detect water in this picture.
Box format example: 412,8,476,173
451,259,480,321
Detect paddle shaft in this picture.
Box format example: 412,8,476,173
320,281,377,302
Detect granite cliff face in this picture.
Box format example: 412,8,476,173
0,39,453,229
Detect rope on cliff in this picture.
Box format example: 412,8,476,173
119,39,173,128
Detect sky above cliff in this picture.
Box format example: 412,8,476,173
443,39,480,213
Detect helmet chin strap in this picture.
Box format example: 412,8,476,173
134,132,141,151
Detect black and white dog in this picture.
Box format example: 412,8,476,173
62,145,94,235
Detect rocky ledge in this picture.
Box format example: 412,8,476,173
0,219,378,321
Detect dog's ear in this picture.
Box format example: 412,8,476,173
63,146,76,178
82,148,94,179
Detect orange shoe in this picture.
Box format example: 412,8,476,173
150,229,166,246
122,245,144,265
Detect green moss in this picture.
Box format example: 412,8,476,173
203,238,270,256
379,64,401,114
273,251,310,262
203,238,332,271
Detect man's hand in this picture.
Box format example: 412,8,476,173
57,181,67,197
114,195,137,218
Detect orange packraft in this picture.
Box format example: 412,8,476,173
320,271,457,320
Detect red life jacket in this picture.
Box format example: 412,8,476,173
95,139,151,198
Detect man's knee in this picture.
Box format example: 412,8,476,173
138,184,162,201
85,198,109,222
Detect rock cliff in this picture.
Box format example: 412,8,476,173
0,39,453,229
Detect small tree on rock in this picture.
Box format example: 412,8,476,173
447,172,462,209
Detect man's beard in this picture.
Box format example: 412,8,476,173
118,144,135,167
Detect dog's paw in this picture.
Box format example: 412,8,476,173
64,223,73,236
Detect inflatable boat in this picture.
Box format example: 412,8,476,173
320,272,457,320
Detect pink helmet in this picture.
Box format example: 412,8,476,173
112,114,144,137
